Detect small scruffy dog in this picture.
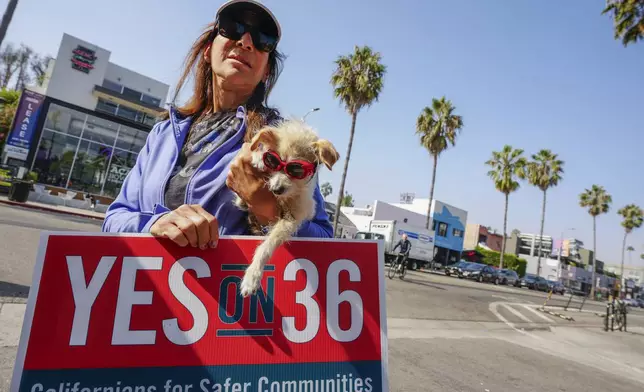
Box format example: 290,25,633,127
233,119,339,297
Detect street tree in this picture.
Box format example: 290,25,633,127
618,204,643,292
321,182,333,200
579,185,612,298
526,149,564,277
485,145,527,269
415,96,464,229
330,45,386,234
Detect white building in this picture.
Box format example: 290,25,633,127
2,33,169,200
341,198,468,264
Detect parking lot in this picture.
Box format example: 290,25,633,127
1,204,644,391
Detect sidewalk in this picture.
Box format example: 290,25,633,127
0,195,105,220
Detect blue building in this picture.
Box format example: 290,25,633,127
393,198,468,265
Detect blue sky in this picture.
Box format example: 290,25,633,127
4,0,644,265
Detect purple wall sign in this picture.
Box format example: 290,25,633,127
4,89,45,160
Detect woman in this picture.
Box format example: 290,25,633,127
102,0,332,248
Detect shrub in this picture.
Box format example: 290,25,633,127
475,246,527,277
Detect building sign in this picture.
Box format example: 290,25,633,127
11,233,389,392
3,89,45,160
107,164,130,183
399,192,415,204
71,45,97,73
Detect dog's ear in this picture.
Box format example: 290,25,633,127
249,127,277,151
313,139,340,170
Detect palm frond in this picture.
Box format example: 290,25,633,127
618,203,644,233
415,96,464,158
579,185,612,217
484,145,526,194
330,45,387,114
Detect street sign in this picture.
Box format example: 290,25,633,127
11,233,388,392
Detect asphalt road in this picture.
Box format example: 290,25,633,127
1,204,643,392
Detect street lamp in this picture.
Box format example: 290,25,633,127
301,107,320,121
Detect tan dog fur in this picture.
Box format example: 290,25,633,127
233,119,339,297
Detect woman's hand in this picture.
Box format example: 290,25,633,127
149,204,219,248
226,142,278,225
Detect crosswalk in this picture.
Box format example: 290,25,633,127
489,301,558,332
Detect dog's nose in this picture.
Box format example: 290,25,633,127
272,186,286,195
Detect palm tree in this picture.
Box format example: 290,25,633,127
0,0,18,50
617,204,643,294
579,185,612,299
526,149,564,277
341,191,354,207
321,182,333,200
627,245,635,264
485,145,527,269
416,97,464,229
330,45,386,234
602,0,644,47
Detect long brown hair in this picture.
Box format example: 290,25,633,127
163,21,285,140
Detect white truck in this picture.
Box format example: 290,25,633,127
354,220,436,271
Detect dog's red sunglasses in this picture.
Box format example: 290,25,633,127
263,150,317,179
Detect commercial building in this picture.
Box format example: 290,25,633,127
340,197,467,264
463,223,504,252
1,33,169,201
392,198,467,264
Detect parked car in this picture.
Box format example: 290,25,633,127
461,263,500,284
444,261,472,277
547,280,566,295
520,274,550,291
497,269,520,286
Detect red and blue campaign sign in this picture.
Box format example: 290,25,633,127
11,233,388,392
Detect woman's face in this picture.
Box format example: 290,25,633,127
208,16,271,95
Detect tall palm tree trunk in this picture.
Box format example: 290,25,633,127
426,154,438,229
590,216,596,299
500,193,509,270
536,190,547,277
0,0,18,50
621,231,628,298
333,110,357,235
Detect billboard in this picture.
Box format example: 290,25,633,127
3,89,46,160
11,233,389,392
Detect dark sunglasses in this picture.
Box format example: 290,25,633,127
216,15,278,53
263,150,317,180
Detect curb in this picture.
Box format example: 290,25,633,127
0,199,105,220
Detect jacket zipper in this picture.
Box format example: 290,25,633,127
158,108,181,207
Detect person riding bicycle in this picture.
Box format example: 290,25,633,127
392,233,412,272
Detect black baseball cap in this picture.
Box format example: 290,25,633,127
216,0,281,42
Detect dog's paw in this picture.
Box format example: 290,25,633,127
239,265,263,297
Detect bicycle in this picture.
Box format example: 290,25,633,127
604,298,628,332
388,252,408,280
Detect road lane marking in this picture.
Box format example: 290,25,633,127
522,305,555,323
488,302,542,340
501,303,534,324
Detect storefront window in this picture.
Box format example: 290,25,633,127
31,103,150,198
67,140,111,194
44,104,87,137
102,149,138,198
115,125,147,152
82,116,119,146
32,130,80,187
